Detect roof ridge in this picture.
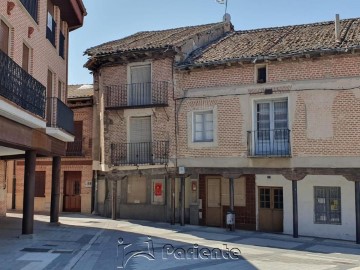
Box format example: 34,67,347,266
84,22,224,55
236,17,360,34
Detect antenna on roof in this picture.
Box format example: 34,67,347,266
216,0,228,19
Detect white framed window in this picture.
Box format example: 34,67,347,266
252,98,289,156
193,110,213,142
128,63,152,106
314,186,341,225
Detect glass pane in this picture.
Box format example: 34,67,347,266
195,114,203,123
195,123,203,132
205,130,213,141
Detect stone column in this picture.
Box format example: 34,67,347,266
22,150,36,235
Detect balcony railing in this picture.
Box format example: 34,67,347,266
66,140,83,156
247,129,291,157
47,97,74,135
59,32,65,59
105,81,169,109
20,0,38,22
111,141,169,166
0,49,46,118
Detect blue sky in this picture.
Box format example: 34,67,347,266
69,0,360,84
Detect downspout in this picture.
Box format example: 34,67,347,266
12,161,16,209
172,57,177,224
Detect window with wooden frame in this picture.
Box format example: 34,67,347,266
35,171,46,197
0,20,10,55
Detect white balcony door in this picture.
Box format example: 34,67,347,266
129,64,151,106
129,116,152,164
255,100,288,155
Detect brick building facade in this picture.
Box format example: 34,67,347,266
175,17,360,241
85,21,233,222
7,85,94,215
85,15,360,242
0,0,86,234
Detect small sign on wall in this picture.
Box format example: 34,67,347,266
84,181,92,188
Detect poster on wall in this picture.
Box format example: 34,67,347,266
152,179,165,205
155,182,162,196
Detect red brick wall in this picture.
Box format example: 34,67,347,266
0,0,70,99
101,58,176,166
175,54,360,158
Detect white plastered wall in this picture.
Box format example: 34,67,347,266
298,175,355,241
256,174,356,241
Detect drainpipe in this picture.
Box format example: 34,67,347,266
12,161,16,209
92,170,99,215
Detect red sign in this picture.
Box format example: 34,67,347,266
154,183,162,196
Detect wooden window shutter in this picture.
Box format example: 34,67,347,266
74,121,83,141
22,43,30,72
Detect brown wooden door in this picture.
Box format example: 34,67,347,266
206,177,222,227
258,187,283,232
63,172,81,212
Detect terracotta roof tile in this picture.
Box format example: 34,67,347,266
182,18,360,67
85,22,226,56
68,84,93,98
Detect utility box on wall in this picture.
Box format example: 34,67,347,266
189,203,199,225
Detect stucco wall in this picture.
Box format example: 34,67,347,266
256,175,356,241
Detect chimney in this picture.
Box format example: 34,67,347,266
335,14,341,42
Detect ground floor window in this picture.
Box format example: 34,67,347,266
127,175,146,204
314,186,341,225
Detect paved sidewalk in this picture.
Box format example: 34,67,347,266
0,212,360,269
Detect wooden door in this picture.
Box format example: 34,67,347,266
63,172,81,212
258,187,283,232
206,177,222,227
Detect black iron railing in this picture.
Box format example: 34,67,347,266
59,32,65,59
111,141,169,166
0,49,46,118
47,97,74,135
46,16,56,47
247,129,291,157
105,81,168,109
66,140,83,156
19,0,38,22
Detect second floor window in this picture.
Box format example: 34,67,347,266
193,111,214,142
46,0,56,47
0,20,10,55
20,0,39,22
254,99,289,156
129,64,151,106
